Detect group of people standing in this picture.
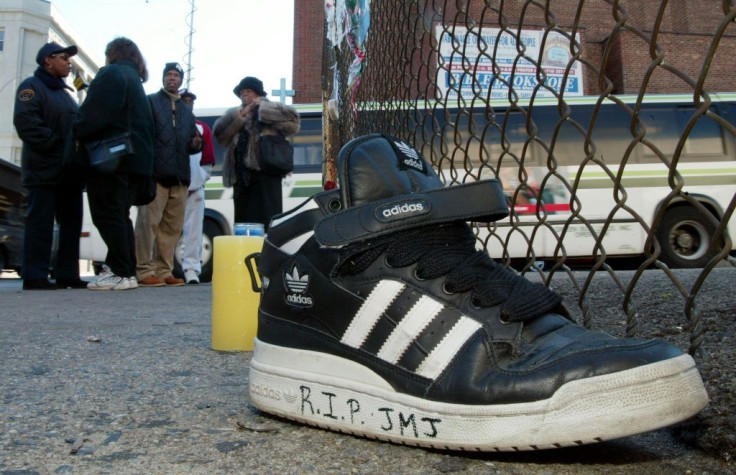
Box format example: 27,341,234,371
13,37,294,291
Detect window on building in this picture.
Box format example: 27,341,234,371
0,30,5,51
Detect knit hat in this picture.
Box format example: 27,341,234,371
36,42,78,66
233,76,267,97
162,62,184,82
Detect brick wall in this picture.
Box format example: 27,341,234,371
293,1,736,104
292,0,324,104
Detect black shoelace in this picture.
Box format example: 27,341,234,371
337,222,561,322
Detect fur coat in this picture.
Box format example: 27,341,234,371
213,99,300,188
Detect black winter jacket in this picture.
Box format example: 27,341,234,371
71,61,154,177
13,68,79,187
148,89,199,187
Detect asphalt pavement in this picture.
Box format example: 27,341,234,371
0,269,733,474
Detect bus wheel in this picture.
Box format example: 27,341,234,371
198,219,221,283
173,219,222,283
656,206,717,268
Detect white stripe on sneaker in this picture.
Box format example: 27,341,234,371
416,316,482,380
341,280,404,348
377,295,443,363
342,279,481,381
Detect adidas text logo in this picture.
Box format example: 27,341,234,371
284,265,313,307
287,294,313,305
377,200,429,222
251,383,298,403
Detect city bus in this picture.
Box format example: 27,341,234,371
337,93,734,270
430,93,735,269
78,94,735,281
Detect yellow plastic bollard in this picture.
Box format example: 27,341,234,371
211,235,263,351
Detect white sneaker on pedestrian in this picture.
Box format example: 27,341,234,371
98,264,113,277
88,267,124,291
184,269,199,284
112,277,137,291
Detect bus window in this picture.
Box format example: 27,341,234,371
587,105,641,166
479,110,528,168
637,106,727,162
291,111,322,170
639,107,680,159
292,136,321,168
528,105,591,168
676,107,726,158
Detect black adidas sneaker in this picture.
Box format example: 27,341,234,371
249,134,708,451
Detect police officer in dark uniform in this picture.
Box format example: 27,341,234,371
13,42,87,290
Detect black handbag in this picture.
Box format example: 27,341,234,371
85,82,134,174
85,132,134,173
258,133,294,176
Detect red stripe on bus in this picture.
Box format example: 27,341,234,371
513,203,571,213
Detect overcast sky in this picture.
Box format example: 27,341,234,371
52,0,296,109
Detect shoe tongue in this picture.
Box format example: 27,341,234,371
337,134,444,208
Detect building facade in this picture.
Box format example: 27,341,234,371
291,0,736,104
0,0,99,165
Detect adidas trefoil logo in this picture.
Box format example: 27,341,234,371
282,389,298,404
285,266,308,293
394,140,426,173
284,264,313,307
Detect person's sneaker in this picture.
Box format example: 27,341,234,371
165,276,185,287
248,134,709,451
138,275,166,287
88,266,124,291
111,276,137,291
184,269,199,284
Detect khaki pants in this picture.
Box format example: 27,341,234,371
135,183,187,280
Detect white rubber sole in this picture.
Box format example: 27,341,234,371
248,339,709,451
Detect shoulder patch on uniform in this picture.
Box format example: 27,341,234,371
19,89,35,101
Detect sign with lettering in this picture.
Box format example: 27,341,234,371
435,25,585,100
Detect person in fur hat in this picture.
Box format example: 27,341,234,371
213,76,300,230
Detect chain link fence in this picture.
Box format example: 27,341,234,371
322,0,736,356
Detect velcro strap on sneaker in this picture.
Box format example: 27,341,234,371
315,179,508,247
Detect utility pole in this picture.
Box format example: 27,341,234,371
184,0,196,89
